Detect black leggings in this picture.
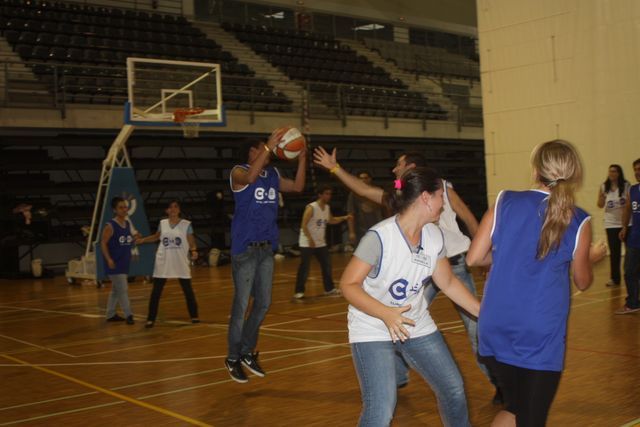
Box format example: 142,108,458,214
606,227,623,284
480,356,561,427
147,278,198,322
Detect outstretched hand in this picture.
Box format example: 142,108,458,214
589,240,607,264
382,305,415,343
313,146,337,171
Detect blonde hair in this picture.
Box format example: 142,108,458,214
531,140,583,259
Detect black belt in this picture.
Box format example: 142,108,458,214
448,253,465,265
248,240,270,247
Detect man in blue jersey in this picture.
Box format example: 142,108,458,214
617,158,640,314
225,128,306,383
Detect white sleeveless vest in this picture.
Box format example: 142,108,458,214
438,179,471,257
298,201,330,248
153,219,192,279
348,216,444,343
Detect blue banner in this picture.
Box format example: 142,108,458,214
95,167,155,280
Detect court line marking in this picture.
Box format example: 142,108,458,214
0,354,213,427
0,401,124,426
620,418,640,427
0,334,75,358
74,332,224,357
0,344,349,414
0,305,102,319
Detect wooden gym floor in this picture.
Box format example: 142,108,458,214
0,253,638,426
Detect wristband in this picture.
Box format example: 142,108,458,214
264,144,271,153
329,164,341,174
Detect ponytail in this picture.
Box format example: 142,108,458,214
531,140,583,259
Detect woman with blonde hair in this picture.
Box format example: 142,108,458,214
467,140,606,427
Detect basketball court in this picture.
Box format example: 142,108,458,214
0,256,638,426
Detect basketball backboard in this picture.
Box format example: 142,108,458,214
125,57,225,127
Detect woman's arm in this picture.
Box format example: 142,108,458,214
466,204,495,267
431,258,480,317
572,220,606,290
137,231,161,244
340,256,416,343
187,232,198,261
300,205,315,247
100,223,115,269
596,184,605,208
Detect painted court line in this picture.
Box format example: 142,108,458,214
0,401,124,426
620,418,640,427
0,354,213,427
0,334,75,358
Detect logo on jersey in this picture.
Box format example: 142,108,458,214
118,235,133,245
254,187,277,204
316,219,327,227
633,200,639,212
162,237,183,247
389,278,423,305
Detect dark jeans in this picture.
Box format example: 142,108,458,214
147,277,198,321
606,227,623,284
227,245,274,360
294,246,335,293
623,245,640,309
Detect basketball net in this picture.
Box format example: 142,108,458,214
173,108,205,138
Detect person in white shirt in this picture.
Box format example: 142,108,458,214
137,200,199,328
340,167,480,427
294,186,350,298
596,164,631,286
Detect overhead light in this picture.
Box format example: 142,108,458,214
353,24,384,31
263,11,285,19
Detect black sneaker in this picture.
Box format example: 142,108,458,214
225,358,248,383
240,352,266,377
126,315,135,325
106,314,125,322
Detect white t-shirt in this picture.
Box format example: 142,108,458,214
348,216,445,343
602,182,631,228
153,219,193,279
298,201,330,248
437,179,471,257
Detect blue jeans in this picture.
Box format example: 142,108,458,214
352,331,471,427
623,246,640,309
295,246,335,293
106,274,132,318
227,245,274,360
396,254,491,384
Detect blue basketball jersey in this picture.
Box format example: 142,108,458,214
105,218,133,275
230,165,281,255
478,190,590,371
628,183,640,248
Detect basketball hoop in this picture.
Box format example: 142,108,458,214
173,108,205,138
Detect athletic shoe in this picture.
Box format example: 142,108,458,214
225,358,248,383
191,318,200,324
106,314,125,322
145,321,154,328
126,315,135,325
240,352,266,377
605,280,620,287
293,292,304,299
324,288,341,297
614,305,640,314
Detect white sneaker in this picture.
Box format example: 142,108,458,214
605,280,620,287
293,292,304,299
324,288,341,297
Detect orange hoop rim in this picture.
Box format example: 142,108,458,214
173,107,205,123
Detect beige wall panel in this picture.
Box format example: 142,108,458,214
477,0,572,31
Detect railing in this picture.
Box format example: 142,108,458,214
0,59,483,127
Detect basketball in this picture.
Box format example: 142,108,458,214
273,127,306,160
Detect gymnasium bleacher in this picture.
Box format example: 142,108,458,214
0,0,292,111
223,22,447,120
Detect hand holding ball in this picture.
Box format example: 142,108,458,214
272,127,306,160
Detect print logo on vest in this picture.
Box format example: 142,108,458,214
633,200,639,211
389,278,423,305
162,237,183,247
118,235,133,245
316,219,327,227
254,187,277,204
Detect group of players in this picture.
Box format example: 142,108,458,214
102,125,640,427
